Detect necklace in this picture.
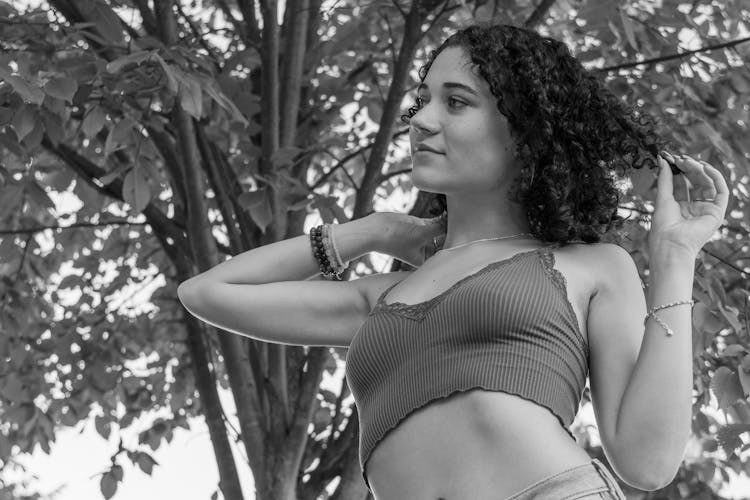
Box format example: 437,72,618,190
436,232,536,253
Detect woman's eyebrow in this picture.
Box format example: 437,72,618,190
417,82,480,97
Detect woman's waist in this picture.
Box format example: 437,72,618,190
366,389,590,499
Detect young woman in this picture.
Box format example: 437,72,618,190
178,24,729,500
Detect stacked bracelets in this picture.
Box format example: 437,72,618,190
309,223,349,280
644,299,695,336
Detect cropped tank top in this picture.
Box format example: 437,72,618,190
344,245,589,491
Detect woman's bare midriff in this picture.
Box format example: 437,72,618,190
366,387,593,500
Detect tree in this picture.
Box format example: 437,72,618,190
0,0,748,499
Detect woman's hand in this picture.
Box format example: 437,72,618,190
650,151,730,259
371,211,447,268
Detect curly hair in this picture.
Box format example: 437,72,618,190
401,23,675,245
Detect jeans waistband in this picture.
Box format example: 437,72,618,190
504,457,623,500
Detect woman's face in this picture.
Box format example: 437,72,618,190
408,46,520,196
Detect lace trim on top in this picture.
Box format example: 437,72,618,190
373,247,545,320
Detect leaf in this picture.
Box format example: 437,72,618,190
0,373,27,403
91,0,125,44
104,117,135,156
270,146,303,170
38,164,74,191
711,366,746,410
11,105,35,141
607,20,622,48
22,121,44,150
99,163,128,185
716,423,750,456
311,195,348,224
239,188,273,234
24,179,55,211
152,54,178,93
82,106,107,138
739,354,750,398
312,407,331,432
111,464,123,482
105,50,153,74
728,73,750,94
44,77,77,102
722,344,747,358
0,434,12,462
689,122,733,158
367,97,383,123
136,452,158,475
0,67,45,104
202,78,249,125
287,197,311,212
58,274,81,289
179,75,203,119
100,471,117,500
0,106,14,125
94,415,111,439
619,9,639,51
0,130,25,158
718,305,743,335
123,165,152,214
41,111,65,146
238,189,266,209
320,388,337,404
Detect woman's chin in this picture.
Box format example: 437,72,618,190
410,171,445,193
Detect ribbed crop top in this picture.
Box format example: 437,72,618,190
344,245,589,491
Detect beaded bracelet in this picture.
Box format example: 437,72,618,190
309,225,335,277
309,223,349,280
643,299,695,336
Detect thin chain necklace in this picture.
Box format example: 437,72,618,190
437,232,536,253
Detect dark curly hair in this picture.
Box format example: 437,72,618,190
401,23,675,245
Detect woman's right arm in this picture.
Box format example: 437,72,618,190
176,214,408,347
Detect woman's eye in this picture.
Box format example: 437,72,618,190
414,96,466,109
448,97,467,108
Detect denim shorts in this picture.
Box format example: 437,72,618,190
504,458,627,500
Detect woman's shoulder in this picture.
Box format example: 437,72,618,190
552,241,631,295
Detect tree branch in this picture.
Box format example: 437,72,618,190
0,220,149,236
194,126,246,255
41,137,187,249
599,36,750,72
279,0,309,149
524,0,557,30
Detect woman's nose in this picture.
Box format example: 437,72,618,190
410,108,437,135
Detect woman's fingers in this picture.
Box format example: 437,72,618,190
660,152,718,200
676,155,715,198
701,162,730,208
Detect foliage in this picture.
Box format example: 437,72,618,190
0,0,748,499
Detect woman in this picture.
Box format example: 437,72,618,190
178,23,729,499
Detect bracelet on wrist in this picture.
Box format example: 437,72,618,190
643,299,695,336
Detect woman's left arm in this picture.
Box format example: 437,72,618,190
588,153,729,490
